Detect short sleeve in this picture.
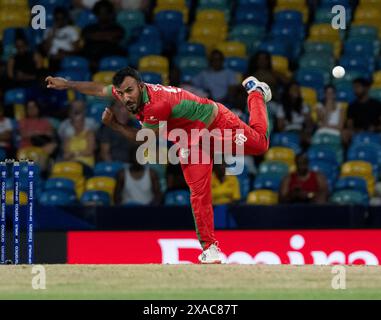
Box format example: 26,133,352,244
142,103,171,129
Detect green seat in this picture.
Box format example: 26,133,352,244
311,133,343,163
304,41,334,56
348,25,379,41
370,88,381,102
178,56,208,74
299,53,334,70
315,8,335,24
229,24,265,54
117,10,145,43
330,190,368,205
258,161,289,178
332,70,362,87
198,0,230,13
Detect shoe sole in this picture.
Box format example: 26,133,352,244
199,260,222,264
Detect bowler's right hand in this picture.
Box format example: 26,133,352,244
45,76,69,90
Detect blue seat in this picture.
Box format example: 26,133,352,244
271,132,301,154
274,10,303,26
253,174,282,192
335,177,368,195
141,72,163,84
177,42,206,57
258,161,289,178
87,102,106,122
94,161,124,177
165,190,191,206
235,8,268,25
154,10,184,46
309,160,338,181
45,178,75,193
80,190,111,206
308,146,339,166
339,55,374,75
347,144,381,176
352,132,381,146
56,70,90,82
61,56,90,72
178,56,208,75
224,57,248,73
348,26,378,41
139,25,162,42
270,24,305,42
320,0,350,6
75,9,98,29
296,69,325,93
128,41,162,67
259,39,289,58
336,86,355,103
99,56,128,71
5,88,26,105
238,0,267,7
330,190,369,206
39,190,77,206
117,10,146,44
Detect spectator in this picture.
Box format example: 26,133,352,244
42,7,81,71
114,146,162,205
276,81,313,147
82,0,125,69
346,78,381,134
63,110,96,168
0,104,13,157
316,85,345,136
7,34,44,87
58,100,99,141
280,153,328,204
18,100,57,154
98,100,135,162
211,163,241,205
246,51,289,102
191,49,238,103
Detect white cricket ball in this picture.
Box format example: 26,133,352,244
332,66,346,79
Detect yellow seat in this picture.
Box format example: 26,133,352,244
301,87,318,107
157,0,186,7
373,71,381,87
341,160,375,195
52,161,84,177
355,7,381,21
190,23,227,53
138,55,169,84
264,147,296,167
154,0,188,23
92,71,115,85
309,24,341,43
247,190,278,205
196,9,226,25
17,146,47,164
86,176,116,199
216,41,246,58
271,55,290,76
6,190,27,205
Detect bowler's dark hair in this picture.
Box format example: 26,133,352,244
112,67,142,87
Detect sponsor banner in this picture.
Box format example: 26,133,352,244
67,230,381,265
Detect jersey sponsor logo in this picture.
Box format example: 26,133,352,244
234,133,247,146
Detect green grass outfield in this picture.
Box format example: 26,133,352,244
0,265,380,299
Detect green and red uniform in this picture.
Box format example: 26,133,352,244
114,83,271,250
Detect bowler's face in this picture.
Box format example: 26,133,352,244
114,77,144,114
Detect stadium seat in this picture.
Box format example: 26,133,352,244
264,147,295,167
61,56,90,72
154,10,185,46
308,146,339,166
352,132,381,146
87,102,106,123
117,10,145,43
56,70,91,82
216,41,246,58
309,159,338,190
51,161,84,178
315,6,351,24
44,177,76,193
129,41,163,67
259,39,290,59
258,161,289,178
177,42,206,57
247,190,278,205
347,144,381,176
141,72,163,84
17,146,48,165
92,71,115,85
330,190,369,205
274,10,303,25
348,25,378,40
139,55,169,84
39,189,77,206
74,9,97,29
99,56,128,71
165,190,191,205
177,56,208,76
190,23,227,52
335,177,368,195
253,174,283,192
86,176,116,199
341,160,373,178
271,55,290,76
4,88,26,105
229,24,265,54
80,190,111,206
224,57,248,74
296,69,325,94
235,7,268,25
196,9,226,25
300,87,318,107
94,161,124,178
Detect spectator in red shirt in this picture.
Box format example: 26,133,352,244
280,153,328,204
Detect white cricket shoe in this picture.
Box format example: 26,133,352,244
242,76,272,102
198,244,223,264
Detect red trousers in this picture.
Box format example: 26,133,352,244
180,92,271,250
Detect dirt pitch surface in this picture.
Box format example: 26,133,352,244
0,264,380,299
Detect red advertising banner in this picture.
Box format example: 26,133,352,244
67,230,381,265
